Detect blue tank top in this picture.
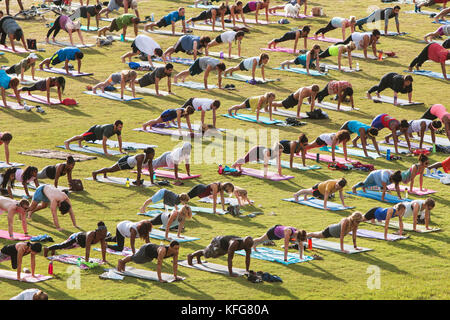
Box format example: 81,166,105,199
0,69,11,89
374,207,397,221
347,120,370,137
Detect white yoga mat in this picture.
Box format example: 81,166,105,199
366,95,423,106
0,270,52,283
83,90,143,101
85,176,154,187
173,81,218,90
110,267,185,282
126,86,169,96
40,67,93,77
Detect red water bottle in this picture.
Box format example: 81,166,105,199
308,238,312,250
48,261,53,275
218,164,223,174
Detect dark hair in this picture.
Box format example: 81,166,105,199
372,29,381,37
0,132,12,142
236,1,243,5
75,52,84,60
14,29,23,41
297,230,307,242
217,62,226,71
368,127,379,137
1,168,17,189
31,243,42,253
336,130,351,142
59,200,71,214
235,31,245,39
54,76,65,93
222,182,234,193
418,154,428,164
95,4,102,11
338,178,347,187
343,87,353,99
391,170,402,184
213,100,220,108
22,166,37,182
165,63,174,70
169,240,180,247
137,220,152,239
144,147,155,156
19,199,30,208
154,48,163,57
425,198,435,209
394,5,401,10
298,133,308,144
114,120,123,127
432,120,442,129
9,78,19,88
95,221,107,233
200,36,211,47
66,156,75,165
400,120,409,128
302,25,311,34
185,105,195,115
404,75,413,82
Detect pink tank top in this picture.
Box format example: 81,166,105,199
328,80,352,94
59,15,70,32
431,104,450,120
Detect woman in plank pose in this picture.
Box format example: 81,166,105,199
232,142,284,177
279,134,309,168
316,80,355,110
90,70,137,100
224,53,270,83
408,42,450,80
314,16,356,40
142,106,195,133
227,92,276,122
340,120,381,158
186,3,228,31
148,205,193,240
140,190,190,212
19,76,65,105
280,44,321,76
207,30,245,59
106,220,152,255
149,143,192,186
0,242,41,281
423,25,450,43
399,154,429,193
318,42,356,71
362,204,406,240
366,73,413,106
293,178,349,210
304,130,351,163
37,156,75,189
267,26,310,53
5,53,38,83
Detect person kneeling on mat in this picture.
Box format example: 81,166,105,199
362,204,406,240
294,178,349,210
0,242,41,281
106,220,152,255
117,241,182,283
39,47,84,76
352,169,403,202
187,235,253,277
134,63,174,96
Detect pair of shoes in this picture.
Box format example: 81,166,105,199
312,254,323,260
224,84,235,90
36,106,45,114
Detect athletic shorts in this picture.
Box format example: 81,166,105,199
266,225,283,241
50,53,62,66
321,227,332,238
238,61,248,71
314,137,327,147
117,155,132,170
371,114,386,130
109,19,120,32
243,98,251,109
364,207,378,221
131,245,154,264
189,58,203,76
421,107,437,121
138,72,155,87
311,183,324,199
156,17,170,28
32,185,50,203
173,39,186,53
215,34,223,44
281,93,298,109
340,121,351,132
82,126,98,142
182,98,194,108
203,236,228,259
131,41,139,53
108,0,120,11
442,156,450,173
242,3,253,13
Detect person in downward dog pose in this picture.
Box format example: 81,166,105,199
408,43,450,80
46,15,85,46
421,104,450,141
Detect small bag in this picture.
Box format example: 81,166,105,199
227,205,240,217
70,179,84,191
311,7,323,17
27,39,37,50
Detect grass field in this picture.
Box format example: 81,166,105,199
0,0,449,300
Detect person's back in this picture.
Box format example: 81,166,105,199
180,35,200,51
116,14,136,28
57,47,81,61
199,57,220,70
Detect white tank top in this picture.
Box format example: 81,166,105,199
402,200,426,219
126,155,138,168
220,30,237,43
319,133,336,146
192,98,214,111
409,120,432,134
351,32,370,50
243,56,261,70
117,220,139,238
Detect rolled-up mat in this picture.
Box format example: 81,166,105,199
108,266,185,282
235,247,313,265
349,229,409,241
283,197,353,211
240,167,294,180
19,149,97,161
346,190,412,204
178,260,247,276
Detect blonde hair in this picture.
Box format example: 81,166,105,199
235,188,248,197
349,16,356,24
345,211,363,233
265,92,275,99
346,41,356,52
177,205,192,222
179,193,190,203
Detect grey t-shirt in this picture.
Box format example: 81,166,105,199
91,124,120,140
1,17,20,35
199,57,220,71
163,189,181,206
328,222,342,238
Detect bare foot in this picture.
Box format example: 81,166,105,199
64,141,70,150
92,172,97,180
187,253,193,265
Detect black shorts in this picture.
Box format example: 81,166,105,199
50,53,62,66
364,207,378,221
266,225,283,241
244,98,251,109
117,155,132,170
189,58,203,76
215,34,223,44
238,61,247,71
315,137,326,147
340,121,351,132
421,107,436,120
156,17,169,28
182,97,195,108
322,227,332,238
174,40,185,53
109,19,120,32
311,183,324,199
131,41,139,53
150,213,163,226
281,93,298,109
242,3,253,13
82,126,98,142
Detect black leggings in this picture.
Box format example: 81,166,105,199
106,227,125,251
273,31,296,43
443,38,450,49
187,184,208,199
315,21,336,35
319,48,331,59
191,10,213,22
20,81,46,92
47,16,63,39
316,84,330,103
47,233,86,251
367,74,393,94
334,35,352,46
409,44,431,69
5,66,16,74
364,207,378,221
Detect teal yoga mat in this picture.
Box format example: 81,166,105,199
235,247,313,265
405,69,447,80
283,197,353,211
273,67,325,76
346,190,412,204
221,113,284,125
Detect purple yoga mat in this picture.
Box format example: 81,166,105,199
387,185,436,195
350,229,409,241
308,36,341,43
240,167,294,180
133,127,201,138
261,47,298,54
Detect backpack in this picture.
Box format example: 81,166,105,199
285,117,307,127
227,205,240,217
306,108,328,119
26,39,37,50
69,179,84,191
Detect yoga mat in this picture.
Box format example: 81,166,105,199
208,51,242,60
199,197,243,205
99,17,114,22
405,69,446,80
80,26,99,31
261,108,309,118
83,91,142,101
413,134,450,147
310,238,372,254
365,95,423,106
301,152,354,164
94,247,133,256
14,183,69,192
187,4,218,9
0,100,29,110
187,24,229,32
128,61,166,69
40,67,93,77
108,267,185,282
0,270,52,283
173,81,218,89
320,63,358,73
126,86,169,96
11,93,61,105
178,260,247,276
320,145,381,159
307,36,341,43
221,113,284,125
257,159,321,170
0,45,30,53
137,168,201,180
261,47,299,54
149,229,200,243
47,254,103,270
234,18,275,24
350,229,409,241
11,188,34,198
240,167,294,181
153,56,194,66
236,247,313,265
89,140,157,150
283,197,353,211
343,52,383,60
424,170,446,180
357,143,409,154
432,20,450,25
138,210,198,219
379,139,425,151
346,190,412,204
198,21,247,29
149,203,227,215
310,101,359,112
85,176,154,187
0,162,24,168
133,127,202,138
379,31,409,36
46,40,95,48
264,12,313,19
19,149,97,161
0,230,31,241
367,220,440,233
56,144,122,155
108,35,136,42
273,66,325,76
387,185,437,195
224,73,277,83
144,29,186,36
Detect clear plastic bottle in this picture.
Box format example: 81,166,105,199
356,63,360,71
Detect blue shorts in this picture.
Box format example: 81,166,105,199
371,114,385,130
32,185,50,203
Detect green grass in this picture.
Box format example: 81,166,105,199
0,0,449,300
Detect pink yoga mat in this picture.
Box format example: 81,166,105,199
0,45,31,53
10,93,61,105
308,36,341,43
135,169,201,180
387,185,436,195
0,270,52,282
261,47,298,54
301,152,354,164
240,167,294,180
0,230,31,241
0,100,27,110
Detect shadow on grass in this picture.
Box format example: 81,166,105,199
343,251,409,274
1,108,50,122
289,259,346,282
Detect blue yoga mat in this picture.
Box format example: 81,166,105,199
346,190,412,204
283,197,353,211
273,67,325,76
405,70,446,80
432,20,450,25
153,57,194,66
424,170,446,180
149,229,200,243
138,210,197,218
56,145,122,155
221,113,284,125
235,247,313,265
148,203,226,215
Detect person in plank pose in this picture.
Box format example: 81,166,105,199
37,156,75,189
316,80,355,110
421,104,450,141
92,147,155,186
293,178,349,210
174,57,226,90
0,15,28,52
182,98,220,128
121,34,163,69
271,85,319,118
314,16,356,40
186,3,228,31
0,132,12,165
148,206,193,240
385,118,441,150
362,204,406,240
228,92,276,122
69,4,102,30
367,73,414,106
90,70,137,100
355,5,401,34
415,0,448,13
27,185,78,231
268,0,308,16
307,212,364,253
428,156,450,174
397,154,429,192
352,169,403,202
225,53,269,82
0,242,41,281
98,13,140,41
280,44,321,76
99,0,140,19
242,0,270,24
64,120,124,155
304,130,351,162
106,219,152,255
0,196,29,239
0,168,16,198
117,241,183,283
207,30,245,59
232,142,284,177
401,198,435,232
318,42,356,71
5,53,38,83
39,47,85,76
144,7,186,35
187,235,253,277
14,166,39,199
252,225,306,261
224,1,251,28
432,7,450,23
371,113,410,154
149,143,193,186
133,64,174,96
163,35,210,62
408,43,449,80
335,29,381,60
279,134,309,168
140,189,190,212
187,182,234,214
0,70,22,108
267,26,310,53
10,289,48,300
142,106,194,133
19,76,66,105
423,25,450,43
46,14,85,46
340,120,381,158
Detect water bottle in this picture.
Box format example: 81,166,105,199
48,261,53,275
219,51,224,59
126,178,130,187
316,153,320,163
151,13,154,22
432,144,436,153
405,187,408,199
356,63,360,71
152,173,156,183
218,164,223,174
386,149,391,161
120,34,124,42
76,257,82,267
308,238,312,250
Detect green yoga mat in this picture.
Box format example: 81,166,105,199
148,203,227,215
